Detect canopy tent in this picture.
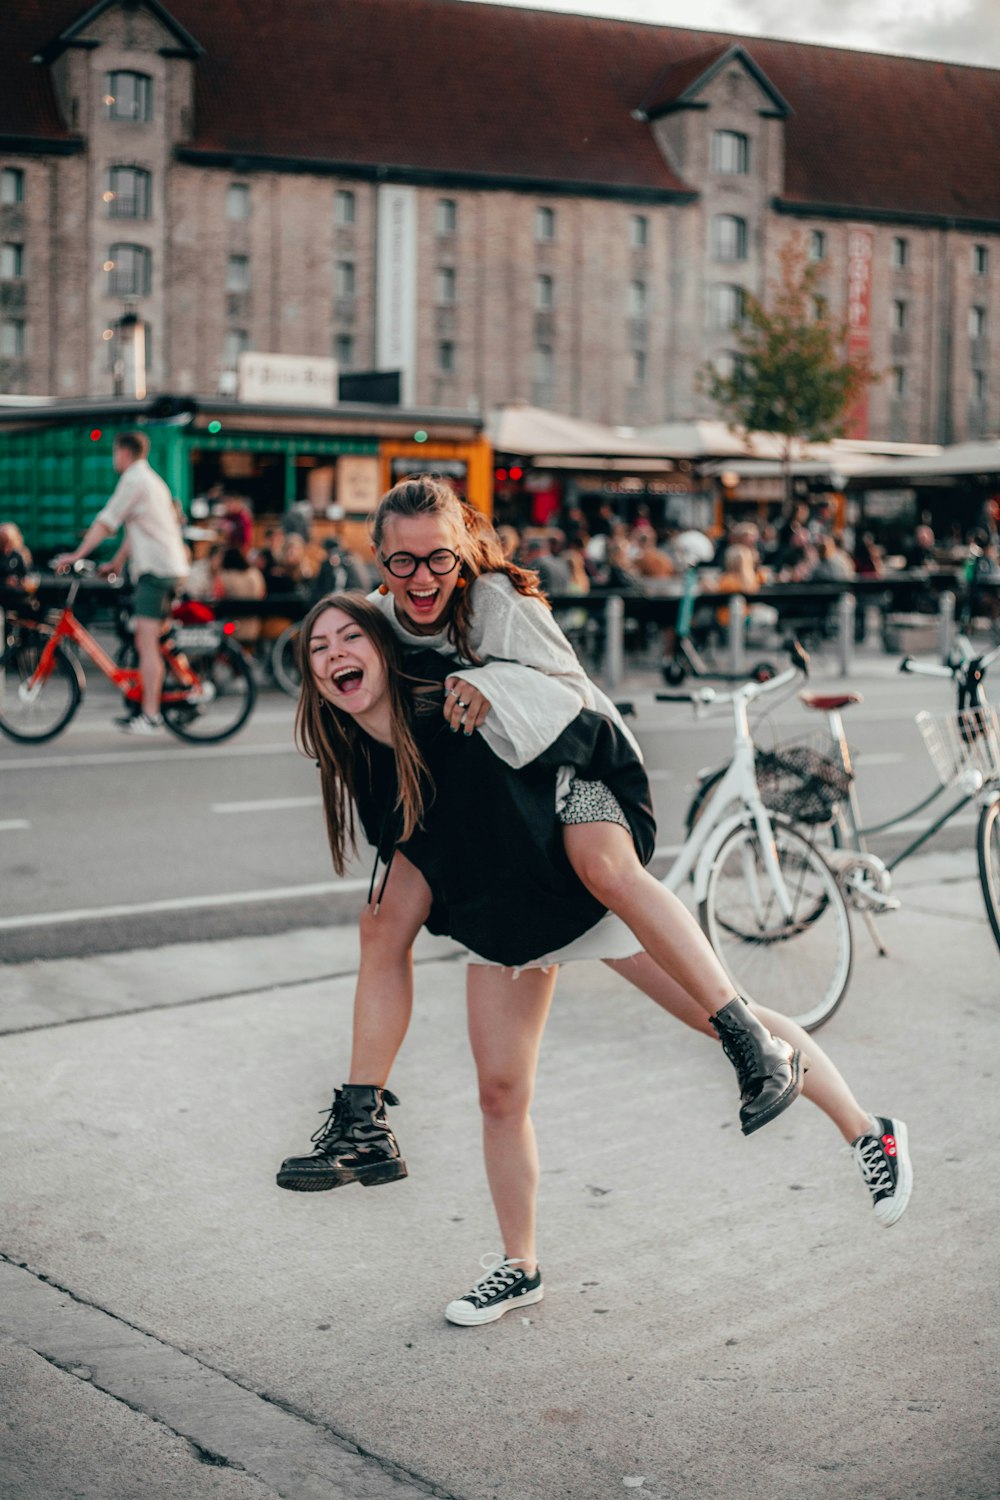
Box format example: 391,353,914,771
849,440,1000,484
487,403,670,462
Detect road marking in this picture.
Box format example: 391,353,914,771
213,796,321,814
0,879,370,932
0,819,30,831
0,741,297,771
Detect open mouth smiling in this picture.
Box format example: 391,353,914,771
331,666,364,694
406,586,440,612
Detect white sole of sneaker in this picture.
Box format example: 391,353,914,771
874,1118,912,1227
445,1283,544,1326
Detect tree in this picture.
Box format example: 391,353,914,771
703,235,877,509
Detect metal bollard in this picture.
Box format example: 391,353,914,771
604,593,624,688
728,594,746,676
938,590,955,660
837,592,855,677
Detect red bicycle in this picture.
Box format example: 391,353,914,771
0,563,256,744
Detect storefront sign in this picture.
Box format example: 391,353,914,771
845,227,874,438
376,185,418,407
238,353,337,406
336,455,381,514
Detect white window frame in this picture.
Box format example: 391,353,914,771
711,131,750,175
105,72,152,123
712,214,748,264
334,189,356,227
435,266,456,305
108,242,151,296
226,254,251,293
1,243,24,280
226,184,251,222
0,319,26,357
630,214,648,249
709,283,745,332
1,168,24,205
436,198,457,235
535,206,555,243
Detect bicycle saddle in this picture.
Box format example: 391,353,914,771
799,691,864,711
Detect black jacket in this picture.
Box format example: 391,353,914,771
353,650,655,965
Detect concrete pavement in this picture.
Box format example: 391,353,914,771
2,846,998,1500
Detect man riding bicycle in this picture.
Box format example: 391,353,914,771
53,431,190,735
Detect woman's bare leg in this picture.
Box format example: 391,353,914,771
563,822,738,1015
466,963,558,1274
604,953,870,1143
348,852,432,1085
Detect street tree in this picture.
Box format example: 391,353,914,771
703,235,877,508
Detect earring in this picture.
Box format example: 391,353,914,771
456,576,468,590
378,583,389,595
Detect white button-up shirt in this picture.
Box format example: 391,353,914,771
96,459,190,580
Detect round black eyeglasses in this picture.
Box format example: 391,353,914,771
380,548,461,579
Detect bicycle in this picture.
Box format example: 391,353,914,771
0,563,256,744
661,565,776,687
656,640,854,1032
685,640,1000,961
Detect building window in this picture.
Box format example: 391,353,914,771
334,189,356,226
973,369,987,402
709,283,745,331
534,344,554,383
712,214,748,263
226,184,251,221
334,333,355,368
436,198,457,235
535,206,555,243
711,131,750,174
891,236,909,269
535,273,554,311
970,305,988,338
437,340,455,373
334,260,355,298
973,244,989,276
1,168,24,205
0,319,25,356
222,329,249,368
107,243,151,296
104,72,152,122
435,266,456,305
1,243,24,279
891,299,908,331
630,214,648,249
107,166,151,219
891,366,907,397
631,349,647,385
226,254,250,293
809,230,827,262
628,280,647,317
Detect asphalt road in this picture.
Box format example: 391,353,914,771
0,646,986,962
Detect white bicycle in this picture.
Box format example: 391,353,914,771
658,642,854,1032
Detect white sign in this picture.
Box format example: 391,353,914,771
376,184,417,406
238,353,337,406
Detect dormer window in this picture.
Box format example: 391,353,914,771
711,131,749,175
104,72,153,123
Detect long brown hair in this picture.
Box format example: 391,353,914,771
370,475,547,662
295,593,432,874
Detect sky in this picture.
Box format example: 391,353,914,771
465,0,1000,67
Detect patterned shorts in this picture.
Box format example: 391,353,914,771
559,777,630,830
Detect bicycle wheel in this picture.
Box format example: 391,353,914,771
0,628,81,742
271,623,302,697
160,641,256,743
975,796,1000,953
700,820,853,1031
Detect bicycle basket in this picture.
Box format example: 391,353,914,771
754,746,852,824
916,705,1000,787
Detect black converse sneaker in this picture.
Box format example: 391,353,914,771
445,1254,544,1326
852,1116,912,1226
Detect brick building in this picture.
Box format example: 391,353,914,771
1,0,998,443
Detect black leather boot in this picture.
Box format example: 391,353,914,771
710,999,806,1136
276,1085,407,1191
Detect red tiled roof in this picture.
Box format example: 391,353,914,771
3,0,999,220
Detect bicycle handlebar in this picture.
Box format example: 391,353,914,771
899,655,953,679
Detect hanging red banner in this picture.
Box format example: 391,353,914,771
845,226,875,438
